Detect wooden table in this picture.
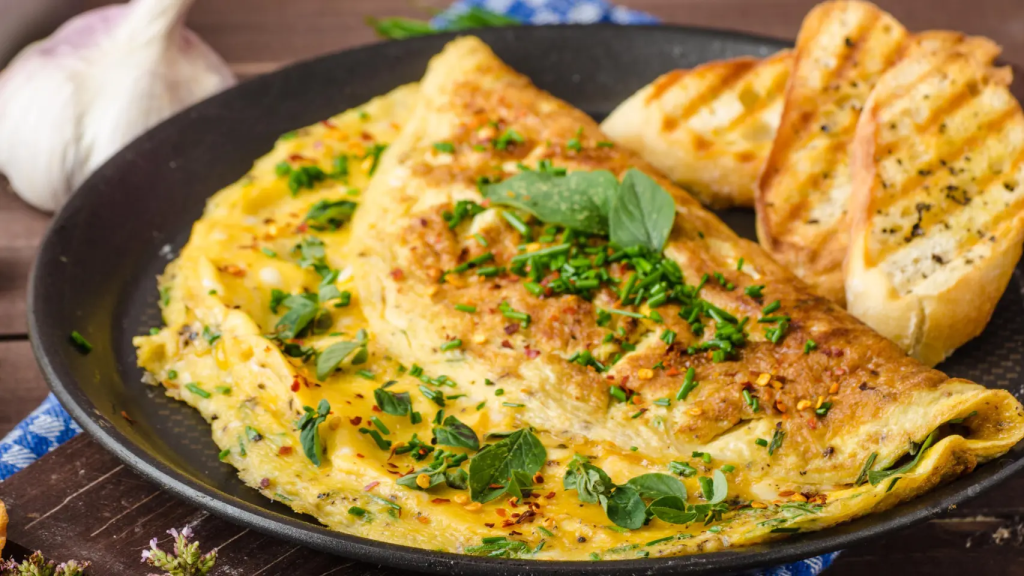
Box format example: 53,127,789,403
2,0,1024,573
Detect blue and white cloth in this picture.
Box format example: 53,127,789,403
0,1,838,573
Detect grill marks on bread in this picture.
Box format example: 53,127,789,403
602,51,791,208
756,0,909,305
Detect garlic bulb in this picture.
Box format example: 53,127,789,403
0,0,236,212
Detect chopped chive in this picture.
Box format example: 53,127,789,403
803,339,817,354
609,386,627,402
502,402,525,408
186,383,210,398
755,438,769,447
167,370,178,380
675,367,698,400
502,212,531,240
537,526,554,537
653,397,671,407
455,304,477,313
721,464,735,473
660,329,676,345
744,285,765,299
433,142,455,154
815,401,833,417
473,233,489,247
737,258,745,271
215,386,232,395
762,300,781,315
348,506,367,517
357,370,375,380
261,247,278,258
370,416,390,435
608,308,646,319
69,331,93,354
218,448,231,461
440,339,463,351
476,401,486,411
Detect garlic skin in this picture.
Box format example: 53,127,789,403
0,0,236,212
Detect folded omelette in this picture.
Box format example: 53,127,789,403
134,37,1024,560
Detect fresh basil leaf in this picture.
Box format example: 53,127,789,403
601,485,646,530
710,469,728,504
297,400,331,466
609,168,676,252
374,387,411,416
649,495,698,525
868,430,938,486
433,415,480,451
482,170,617,235
316,341,362,380
468,428,546,503
269,289,288,314
275,293,319,339
625,473,687,501
305,199,357,231
563,456,614,505
445,467,469,490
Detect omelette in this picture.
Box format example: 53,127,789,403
134,37,1024,560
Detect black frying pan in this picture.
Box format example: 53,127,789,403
27,25,1024,575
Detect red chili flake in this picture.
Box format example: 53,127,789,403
495,508,508,517
431,498,450,504
371,405,382,412
524,348,540,359
120,411,135,425
321,120,337,129
260,478,271,489
501,520,515,528
480,199,492,208
364,481,380,492
509,530,523,536
416,516,430,525
484,523,495,528
510,513,521,518
355,453,365,459
666,367,681,376
288,154,308,162
806,417,818,430
296,222,309,233
349,416,362,426
390,268,405,280
545,492,556,499
823,347,844,358
504,324,519,335
620,376,630,386
489,483,505,489
501,340,514,349
291,379,301,392
278,446,293,455
220,264,247,277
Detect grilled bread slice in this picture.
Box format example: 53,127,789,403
846,40,1019,367
601,51,792,208
757,1,909,305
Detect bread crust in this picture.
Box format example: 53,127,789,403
846,36,1020,366
756,0,909,306
601,51,791,209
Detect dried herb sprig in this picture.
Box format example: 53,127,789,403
141,526,216,576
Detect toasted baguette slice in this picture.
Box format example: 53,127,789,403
757,0,909,305
846,40,1019,367
601,51,792,208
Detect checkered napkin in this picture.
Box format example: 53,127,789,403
0,1,840,573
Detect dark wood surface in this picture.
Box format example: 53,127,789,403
2,0,1024,573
